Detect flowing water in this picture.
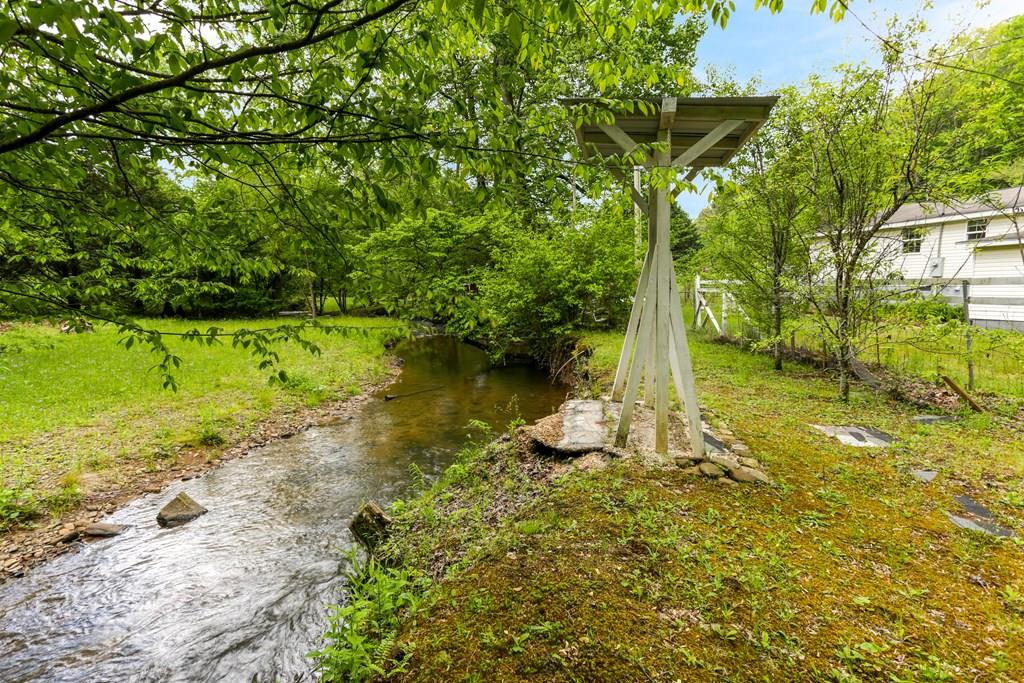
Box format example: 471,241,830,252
0,336,567,682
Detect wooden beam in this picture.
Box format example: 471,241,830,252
672,119,745,168
615,266,658,447
888,276,1024,286
659,96,677,130
611,243,654,401
607,166,649,215
942,375,985,412
695,290,722,334
668,268,705,458
597,123,642,157
966,296,1024,306
653,128,672,454
573,127,591,160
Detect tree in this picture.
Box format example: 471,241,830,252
0,0,853,381
799,55,943,401
924,15,1024,268
698,89,809,369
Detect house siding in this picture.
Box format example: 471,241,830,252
877,214,1024,331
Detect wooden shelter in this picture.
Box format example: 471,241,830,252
566,96,777,457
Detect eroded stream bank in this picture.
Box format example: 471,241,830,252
0,336,568,682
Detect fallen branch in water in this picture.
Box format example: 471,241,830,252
384,385,443,401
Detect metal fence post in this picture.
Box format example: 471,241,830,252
962,280,975,391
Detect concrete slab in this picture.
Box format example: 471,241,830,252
811,425,895,447
911,470,938,483
557,400,606,453
913,415,957,425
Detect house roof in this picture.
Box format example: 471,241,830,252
886,186,1024,225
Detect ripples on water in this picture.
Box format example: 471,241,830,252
0,337,567,682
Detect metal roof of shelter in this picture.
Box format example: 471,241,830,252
565,96,778,173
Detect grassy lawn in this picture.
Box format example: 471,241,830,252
0,317,400,525
324,332,1024,682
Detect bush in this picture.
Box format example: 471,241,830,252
881,295,964,323
467,209,638,356
314,555,428,682
0,484,39,528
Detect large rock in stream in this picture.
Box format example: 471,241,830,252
157,492,208,528
350,501,393,553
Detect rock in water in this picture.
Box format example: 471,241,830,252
157,492,208,528
350,501,393,553
81,522,125,537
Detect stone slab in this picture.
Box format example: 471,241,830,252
157,492,208,528
946,512,1014,538
703,431,727,453
913,415,957,425
955,494,993,519
911,470,938,483
811,425,895,447
556,400,606,453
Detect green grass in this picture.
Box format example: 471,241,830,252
789,316,1024,399
322,331,1024,682
0,316,401,523
691,290,1024,399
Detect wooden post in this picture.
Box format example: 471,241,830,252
721,290,729,336
692,274,701,330
653,129,672,454
611,222,654,402
633,166,643,261
962,280,975,391
669,267,705,458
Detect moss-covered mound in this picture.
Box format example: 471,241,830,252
319,334,1024,683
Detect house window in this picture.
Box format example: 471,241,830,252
966,218,988,240
902,228,924,253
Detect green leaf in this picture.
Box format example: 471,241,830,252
507,13,522,49
0,19,18,44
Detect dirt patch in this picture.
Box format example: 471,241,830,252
0,364,400,584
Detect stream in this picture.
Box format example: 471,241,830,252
0,336,568,682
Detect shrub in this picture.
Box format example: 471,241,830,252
0,484,39,528
314,555,429,682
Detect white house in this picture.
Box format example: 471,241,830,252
878,187,1024,331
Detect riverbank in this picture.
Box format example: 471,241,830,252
0,317,403,580
320,332,1024,682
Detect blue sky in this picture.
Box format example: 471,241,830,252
676,0,1023,217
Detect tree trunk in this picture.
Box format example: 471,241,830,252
836,340,853,402
772,300,783,371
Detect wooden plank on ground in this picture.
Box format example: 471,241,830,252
941,375,985,413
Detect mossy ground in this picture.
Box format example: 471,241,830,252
342,332,1024,683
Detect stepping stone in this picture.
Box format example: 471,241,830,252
811,425,895,447
946,513,1014,538
913,415,957,425
557,400,606,453
911,470,938,483
955,494,993,519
